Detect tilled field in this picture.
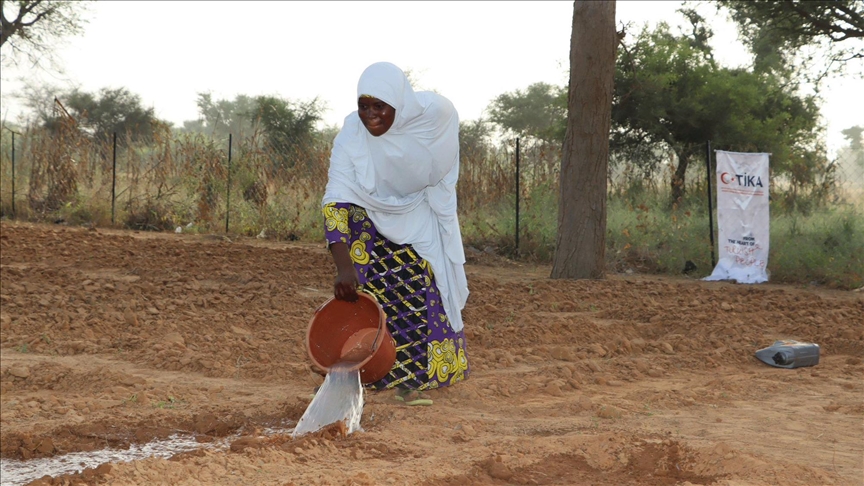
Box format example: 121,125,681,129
0,221,862,485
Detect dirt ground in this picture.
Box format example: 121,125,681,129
0,220,862,486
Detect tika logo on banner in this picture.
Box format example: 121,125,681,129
719,172,765,196
719,172,764,187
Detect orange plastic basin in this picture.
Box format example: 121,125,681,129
306,292,396,385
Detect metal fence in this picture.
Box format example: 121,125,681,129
1,124,861,263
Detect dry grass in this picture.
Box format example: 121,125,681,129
0,129,861,289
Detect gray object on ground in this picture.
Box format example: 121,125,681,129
755,340,820,369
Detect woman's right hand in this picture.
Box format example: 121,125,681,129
334,266,360,302
329,242,359,302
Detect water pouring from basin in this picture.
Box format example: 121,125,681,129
306,291,396,385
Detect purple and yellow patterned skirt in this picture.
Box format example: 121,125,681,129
324,202,470,391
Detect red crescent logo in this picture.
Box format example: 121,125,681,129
720,172,731,184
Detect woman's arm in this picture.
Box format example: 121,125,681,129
323,202,360,301
329,241,359,302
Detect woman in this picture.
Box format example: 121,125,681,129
322,62,470,400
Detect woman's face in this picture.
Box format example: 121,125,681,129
358,97,395,136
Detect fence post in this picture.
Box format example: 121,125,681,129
226,133,232,233
515,137,520,256
10,130,15,218
705,140,716,268
112,132,117,225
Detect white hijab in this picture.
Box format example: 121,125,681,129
322,62,468,332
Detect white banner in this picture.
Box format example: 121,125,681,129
704,151,770,284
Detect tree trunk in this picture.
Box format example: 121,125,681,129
551,1,617,280
670,153,690,206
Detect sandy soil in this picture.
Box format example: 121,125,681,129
1,220,862,486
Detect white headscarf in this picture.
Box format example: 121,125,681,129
322,62,468,332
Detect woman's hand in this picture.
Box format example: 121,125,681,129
334,266,360,302
329,242,359,302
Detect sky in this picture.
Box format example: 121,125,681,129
1,1,862,157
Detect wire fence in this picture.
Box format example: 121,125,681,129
1,122,862,266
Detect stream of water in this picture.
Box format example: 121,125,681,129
0,433,216,486
292,363,364,438
0,366,362,484
0,424,297,486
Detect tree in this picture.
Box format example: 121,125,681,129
22,85,161,143
841,125,862,151
487,82,567,145
842,125,864,171
64,87,160,143
183,93,257,138
719,0,863,79
551,1,617,280
458,119,494,161
613,19,822,204
0,0,93,69
249,95,324,169
182,93,324,154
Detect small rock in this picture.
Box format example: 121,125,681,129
620,339,632,353
596,405,623,419
487,461,513,481
123,309,138,327
8,366,30,379
550,347,573,361
660,342,674,354
545,382,563,397
36,438,54,454
720,302,733,311
589,343,607,357
229,436,262,452
119,376,142,386
163,332,185,346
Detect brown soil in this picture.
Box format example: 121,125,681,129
1,220,862,486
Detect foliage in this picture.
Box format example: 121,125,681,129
841,125,864,172
2,120,861,289
486,82,567,145
64,87,162,143
769,206,863,288
613,18,824,205
459,118,494,161
842,125,863,151
718,0,864,79
842,125,864,169
182,93,257,138
181,93,325,171
482,13,828,207
19,84,164,144
249,95,323,169
0,0,93,70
